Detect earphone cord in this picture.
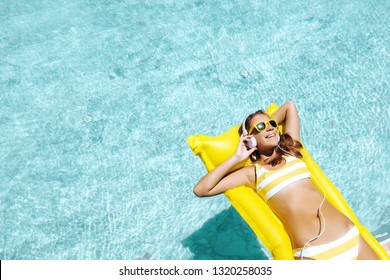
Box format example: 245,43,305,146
277,140,329,259
277,143,294,156
299,181,327,260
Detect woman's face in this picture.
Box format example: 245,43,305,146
249,114,279,148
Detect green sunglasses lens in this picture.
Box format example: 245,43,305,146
256,122,266,131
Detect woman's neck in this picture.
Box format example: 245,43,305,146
258,148,278,165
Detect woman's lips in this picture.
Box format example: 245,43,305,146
266,133,276,139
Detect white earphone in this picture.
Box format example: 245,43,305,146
241,117,249,136
241,117,257,149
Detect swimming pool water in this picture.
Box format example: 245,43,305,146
1,0,389,259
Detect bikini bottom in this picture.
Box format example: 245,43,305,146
293,226,360,260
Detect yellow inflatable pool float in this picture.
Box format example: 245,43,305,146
187,103,390,260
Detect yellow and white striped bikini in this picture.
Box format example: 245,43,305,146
255,155,311,201
293,226,360,260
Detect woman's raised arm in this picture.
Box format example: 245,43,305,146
272,100,301,141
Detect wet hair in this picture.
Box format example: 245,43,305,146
238,110,303,166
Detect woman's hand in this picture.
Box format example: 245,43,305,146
234,135,257,162
193,135,256,197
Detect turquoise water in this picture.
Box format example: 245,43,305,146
1,0,389,260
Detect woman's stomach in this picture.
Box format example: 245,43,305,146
268,179,354,248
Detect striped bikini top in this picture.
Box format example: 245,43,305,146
255,156,311,201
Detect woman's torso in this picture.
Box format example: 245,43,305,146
254,156,354,249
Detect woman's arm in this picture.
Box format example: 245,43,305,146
272,100,300,141
193,135,257,197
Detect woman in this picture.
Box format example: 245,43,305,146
193,101,379,260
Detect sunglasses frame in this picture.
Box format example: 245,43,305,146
248,119,278,135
